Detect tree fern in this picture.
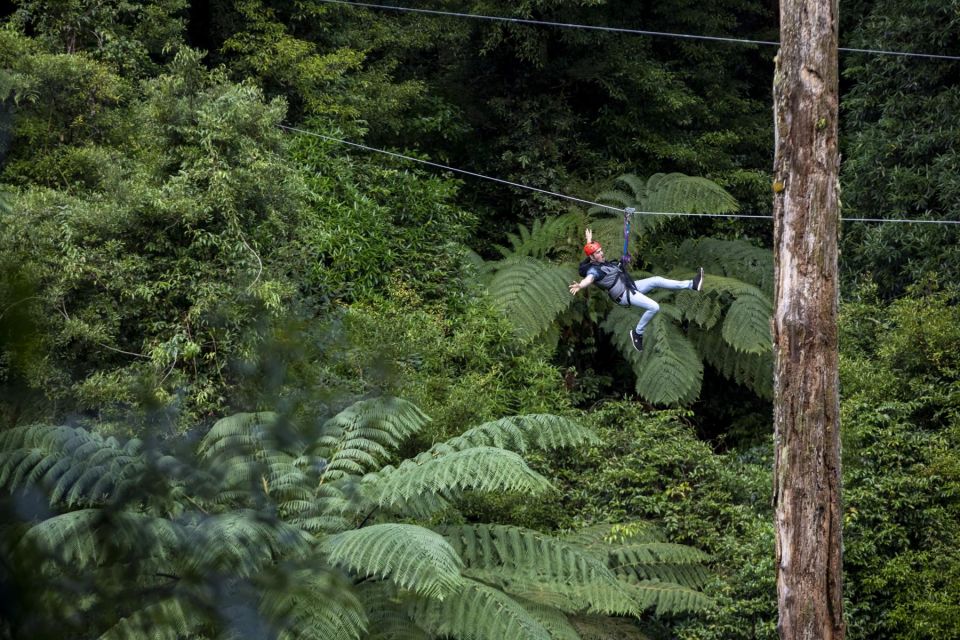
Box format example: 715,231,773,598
487,257,577,340
0,425,158,507
325,523,464,599
589,173,738,238
358,582,431,640
512,596,584,640
618,578,715,616
438,524,640,616
259,569,368,640
690,327,773,399
422,414,599,457
495,211,584,259
410,578,553,640
722,294,773,355
602,310,704,405
609,543,712,588
315,397,431,482
469,173,774,404
366,446,554,508
98,597,201,640
185,511,312,577
1,402,715,638
669,238,774,296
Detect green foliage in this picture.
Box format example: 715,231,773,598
589,173,740,241
336,288,573,437
488,257,579,340
476,196,773,404
2,397,713,639
839,0,960,298
549,402,777,640
10,0,186,75
286,123,476,304
838,286,960,639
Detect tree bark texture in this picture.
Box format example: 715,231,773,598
772,0,845,639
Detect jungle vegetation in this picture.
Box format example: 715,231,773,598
1,1,958,639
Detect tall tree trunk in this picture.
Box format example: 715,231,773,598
772,0,845,638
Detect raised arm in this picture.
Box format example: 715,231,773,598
569,273,596,295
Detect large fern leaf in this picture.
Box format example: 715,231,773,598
186,511,312,577
260,569,368,640
317,398,431,481
358,582,431,640
589,173,738,239
722,294,773,355
410,578,553,640
512,596,583,640
608,543,712,588
424,414,598,457
690,327,773,399
671,238,774,295
0,425,156,507
438,524,640,616
324,523,464,599
198,411,279,458
618,577,714,616
495,212,583,259
487,257,577,340
98,596,200,640
601,310,703,405
367,447,553,508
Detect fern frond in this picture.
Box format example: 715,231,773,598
563,522,666,548
0,425,154,507
643,173,738,215
261,569,368,640
513,596,583,640
722,294,773,355
465,249,497,284
317,398,430,481
21,509,103,566
438,524,640,615
609,543,712,588
589,173,738,240
495,212,582,259
187,511,311,577
198,412,279,458
672,289,723,330
410,578,553,640
690,327,773,399
602,311,703,405
569,615,652,640
618,577,714,616
487,257,577,340
666,238,773,295
98,596,200,640
358,582,431,640
324,524,464,599
424,414,598,457
367,447,553,508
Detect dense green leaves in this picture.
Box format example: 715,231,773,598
0,398,715,639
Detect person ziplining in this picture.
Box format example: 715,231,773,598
569,211,704,352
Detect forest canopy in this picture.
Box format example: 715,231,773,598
1,1,958,639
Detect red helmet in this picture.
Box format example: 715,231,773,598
583,241,602,256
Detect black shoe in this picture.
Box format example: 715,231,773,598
692,267,705,291
630,330,644,352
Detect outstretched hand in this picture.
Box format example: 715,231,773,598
569,281,582,295
584,228,593,243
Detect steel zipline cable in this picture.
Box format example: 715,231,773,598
313,0,960,62
279,124,960,226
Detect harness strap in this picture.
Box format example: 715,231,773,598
622,207,636,265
